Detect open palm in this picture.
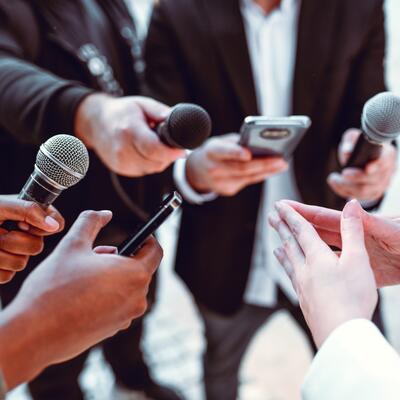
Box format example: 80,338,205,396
284,200,400,287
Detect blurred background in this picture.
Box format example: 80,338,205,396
8,0,400,399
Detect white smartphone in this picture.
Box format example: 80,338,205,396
239,116,311,159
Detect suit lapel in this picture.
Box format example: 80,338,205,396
293,0,340,116
200,0,259,116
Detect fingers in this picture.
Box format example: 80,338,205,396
22,205,65,236
329,142,396,201
340,200,370,266
133,96,171,122
274,246,295,282
338,129,361,166
61,210,113,250
282,200,341,232
130,236,163,275
206,136,252,162
274,202,333,262
268,211,305,267
224,157,288,177
0,251,29,272
0,270,16,284
0,230,44,255
0,198,61,233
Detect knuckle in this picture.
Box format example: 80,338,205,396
132,298,148,317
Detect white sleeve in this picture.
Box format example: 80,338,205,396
302,319,400,400
173,157,217,205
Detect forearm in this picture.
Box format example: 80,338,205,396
0,300,49,390
0,56,94,145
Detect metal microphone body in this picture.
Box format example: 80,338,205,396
156,103,212,150
345,92,400,169
3,134,89,230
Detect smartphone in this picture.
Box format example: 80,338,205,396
239,116,311,159
118,191,183,256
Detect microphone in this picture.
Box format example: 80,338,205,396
156,103,212,149
3,135,89,230
345,92,400,169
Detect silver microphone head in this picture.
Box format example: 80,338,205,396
362,92,400,143
35,134,90,189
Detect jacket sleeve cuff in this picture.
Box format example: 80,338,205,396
302,319,400,400
51,84,95,135
173,156,217,205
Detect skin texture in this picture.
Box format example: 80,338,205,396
75,94,185,177
327,129,397,201
282,199,400,288
186,133,288,196
0,210,162,390
0,196,64,283
269,200,378,348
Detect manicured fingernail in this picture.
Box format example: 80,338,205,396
328,173,341,183
18,222,30,231
343,199,360,219
44,216,60,231
341,142,354,153
100,210,113,217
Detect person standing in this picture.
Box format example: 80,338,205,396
145,0,396,398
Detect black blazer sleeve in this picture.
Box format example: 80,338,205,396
144,3,192,105
0,2,93,146
340,0,386,130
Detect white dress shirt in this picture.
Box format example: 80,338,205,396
174,0,301,307
302,319,400,400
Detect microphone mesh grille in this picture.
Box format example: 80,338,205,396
168,103,212,149
36,135,89,188
363,92,400,142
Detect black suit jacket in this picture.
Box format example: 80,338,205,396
145,0,386,315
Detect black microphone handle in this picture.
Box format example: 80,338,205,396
1,170,63,231
344,133,383,169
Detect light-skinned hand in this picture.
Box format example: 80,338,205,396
327,129,397,201
269,200,378,348
75,94,185,177
186,133,288,196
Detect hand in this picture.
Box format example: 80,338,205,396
75,94,185,177
269,200,378,348
283,200,400,287
0,210,162,389
327,129,397,201
0,196,64,283
186,133,288,196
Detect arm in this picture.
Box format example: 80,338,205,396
0,3,93,145
327,1,396,203
0,211,162,390
303,320,400,400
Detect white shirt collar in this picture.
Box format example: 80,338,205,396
242,0,299,18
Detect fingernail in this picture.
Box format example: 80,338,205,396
18,222,30,231
343,199,360,219
328,173,341,183
341,142,354,153
343,168,361,177
367,164,378,174
100,210,113,217
44,216,60,231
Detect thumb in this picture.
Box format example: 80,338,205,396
61,210,113,250
340,200,368,264
134,96,171,122
338,129,361,166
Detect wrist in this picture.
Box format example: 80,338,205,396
0,300,47,389
185,155,210,193
74,93,110,149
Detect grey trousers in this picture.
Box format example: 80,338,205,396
197,291,317,400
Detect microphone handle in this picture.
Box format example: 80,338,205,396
344,133,383,169
1,170,62,231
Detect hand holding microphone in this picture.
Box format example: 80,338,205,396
75,94,212,177
328,92,400,201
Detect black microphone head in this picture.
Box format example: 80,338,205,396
362,92,400,143
35,134,90,189
163,103,212,149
